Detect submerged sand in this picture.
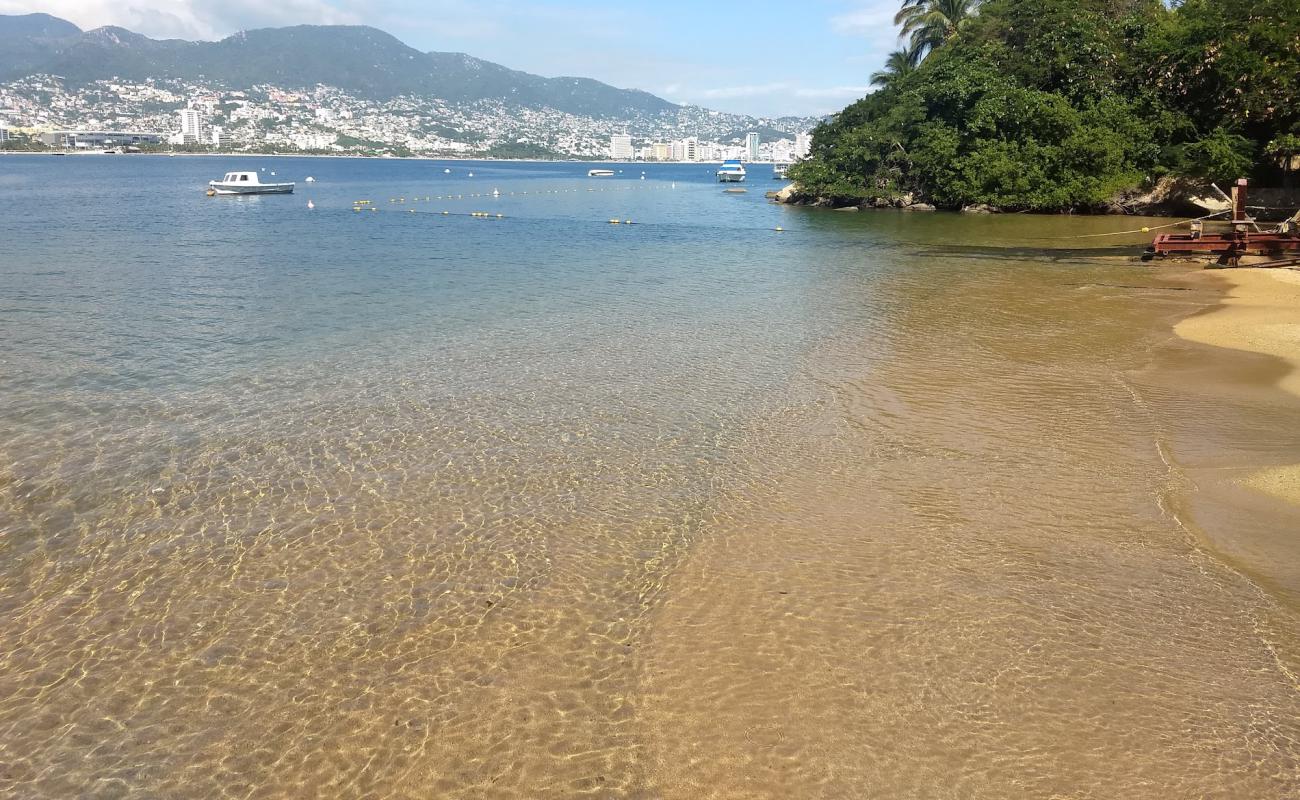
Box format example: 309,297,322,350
5,214,1299,798
641,260,1300,798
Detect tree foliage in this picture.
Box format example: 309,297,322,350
791,0,1300,211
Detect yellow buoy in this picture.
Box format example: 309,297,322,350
1141,226,1150,233
609,219,621,224
775,227,784,232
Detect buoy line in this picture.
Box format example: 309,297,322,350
379,182,676,205
341,204,795,234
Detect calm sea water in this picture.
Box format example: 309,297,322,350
1,155,1297,798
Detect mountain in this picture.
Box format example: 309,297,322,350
0,13,84,78
0,14,677,118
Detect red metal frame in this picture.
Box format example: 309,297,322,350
1144,179,1300,265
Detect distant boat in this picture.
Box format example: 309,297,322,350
588,169,615,177
773,163,790,179
716,160,746,183
208,171,294,195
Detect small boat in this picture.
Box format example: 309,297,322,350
208,171,295,195
773,163,790,179
588,169,615,177
717,160,747,183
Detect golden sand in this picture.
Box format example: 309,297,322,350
1175,268,1300,507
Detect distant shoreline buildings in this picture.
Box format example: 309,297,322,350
610,130,813,164
0,75,822,159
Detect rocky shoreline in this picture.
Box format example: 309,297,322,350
771,177,1300,220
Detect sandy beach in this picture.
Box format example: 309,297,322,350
1177,268,1300,405
1175,268,1300,507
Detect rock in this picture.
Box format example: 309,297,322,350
834,206,860,212
962,203,997,214
1112,176,1230,217
904,203,937,211
774,183,801,204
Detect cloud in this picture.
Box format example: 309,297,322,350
696,82,793,100
830,0,903,62
0,0,360,40
794,86,872,98
689,83,867,104
831,1,899,37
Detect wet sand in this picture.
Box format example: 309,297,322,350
1176,268,1300,506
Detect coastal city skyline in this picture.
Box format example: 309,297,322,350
0,0,894,117
0,74,817,159
0,12,820,159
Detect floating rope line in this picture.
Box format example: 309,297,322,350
1021,210,1232,240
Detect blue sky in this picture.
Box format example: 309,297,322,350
0,0,902,116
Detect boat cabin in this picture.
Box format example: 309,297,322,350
220,172,261,184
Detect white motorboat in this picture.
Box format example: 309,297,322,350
207,171,295,195
716,160,746,183
588,169,615,177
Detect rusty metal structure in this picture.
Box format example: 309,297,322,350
1143,179,1300,267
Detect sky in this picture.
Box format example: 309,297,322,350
0,0,903,117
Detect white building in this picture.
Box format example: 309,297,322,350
668,138,698,162
795,131,813,159
745,132,761,162
0,122,9,142
178,108,203,144
609,134,633,160
209,126,230,148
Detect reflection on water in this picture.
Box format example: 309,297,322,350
0,157,1296,798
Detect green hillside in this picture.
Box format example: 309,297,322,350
789,0,1300,211
0,15,677,119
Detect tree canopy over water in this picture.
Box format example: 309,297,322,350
790,0,1300,211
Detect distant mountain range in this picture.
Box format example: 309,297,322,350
0,13,678,119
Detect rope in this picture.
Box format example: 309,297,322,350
1022,210,1231,240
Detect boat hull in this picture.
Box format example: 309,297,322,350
208,181,295,195
717,173,746,183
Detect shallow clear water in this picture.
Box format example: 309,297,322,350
1,155,1297,798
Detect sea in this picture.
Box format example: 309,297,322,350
1,155,1297,798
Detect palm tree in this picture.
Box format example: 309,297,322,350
870,46,922,89
895,0,979,58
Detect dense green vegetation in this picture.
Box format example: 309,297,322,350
483,141,568,160
791,0,1300,211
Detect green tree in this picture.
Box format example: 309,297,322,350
1266,134,1300,189
870,47,922,89
895,0,980,56
1179,128,1256,185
